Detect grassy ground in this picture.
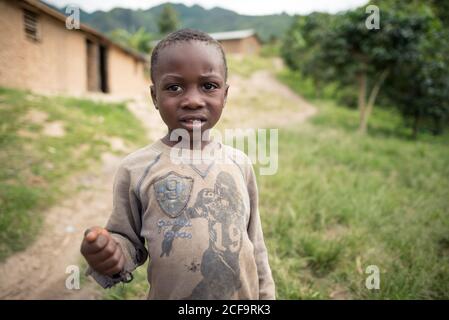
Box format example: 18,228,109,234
0,87,147,261
99,58,448,299
272,69,449,299
262,100,449,299
227,54,277,78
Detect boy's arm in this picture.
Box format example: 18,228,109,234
246,164,276,300
86,163,148,288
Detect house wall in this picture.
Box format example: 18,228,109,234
108,47,148,97
219,35,261,55
0,0,86,95
240,36,261,55
219,39,242,54
0,0,149,97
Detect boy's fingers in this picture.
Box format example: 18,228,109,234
83,233,109,255
103,254,125,276
86,237,117,263
84,228,92,237
100,228,111,237
84,226,104,243
95,246,122,273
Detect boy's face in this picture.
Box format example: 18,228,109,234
151,41,228,136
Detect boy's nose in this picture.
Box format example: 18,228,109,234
180,90,206,109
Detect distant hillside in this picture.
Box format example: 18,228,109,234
48,2,294,42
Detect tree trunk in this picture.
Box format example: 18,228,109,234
433,115,443,136
358,69,389,134
412,113,421,139
315,79,322,98
357,71,367,127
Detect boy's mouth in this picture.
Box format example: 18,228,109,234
178,115,207,130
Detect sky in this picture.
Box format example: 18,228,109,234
43,0,368,16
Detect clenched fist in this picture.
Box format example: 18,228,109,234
80,227,125,276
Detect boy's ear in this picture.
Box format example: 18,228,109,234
150,85,158,109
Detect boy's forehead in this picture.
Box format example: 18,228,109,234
155,41,225,79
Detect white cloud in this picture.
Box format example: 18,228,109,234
43,0,368,15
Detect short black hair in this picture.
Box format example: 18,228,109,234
150,28,228,83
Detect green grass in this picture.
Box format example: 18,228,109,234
260,43,282,58
0,87,147,261
102,262,149,300
227,54,277,78
266,114,448,298
258,76,449,298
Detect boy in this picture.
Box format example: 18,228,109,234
80,29,275,300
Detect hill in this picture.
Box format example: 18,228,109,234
47,2,294,42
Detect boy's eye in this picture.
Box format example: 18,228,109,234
167,85,182,92
203,83,218,91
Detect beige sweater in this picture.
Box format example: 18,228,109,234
87,139,275,300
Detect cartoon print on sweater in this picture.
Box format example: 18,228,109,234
158,171,246,299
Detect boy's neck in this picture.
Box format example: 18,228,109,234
161,132,213,150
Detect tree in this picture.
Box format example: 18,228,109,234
429,0,449,27
384,5,449,138
319,8,429,134
281,13,336,98
158,4,179,35
109,27,153,54
281,1,449,137
281,3,434,134
128,27,153,53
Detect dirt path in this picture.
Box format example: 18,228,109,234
0,152,121,299
0,98,162,300
0,67,316,299
226,70,317,128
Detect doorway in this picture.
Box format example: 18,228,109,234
86,39,108,93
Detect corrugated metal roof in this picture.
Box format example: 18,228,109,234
151,29,260,47
209,29,256,41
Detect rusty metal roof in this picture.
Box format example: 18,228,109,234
209,29,259,41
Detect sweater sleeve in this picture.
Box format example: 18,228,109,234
86,163,148,288
246,164,276,300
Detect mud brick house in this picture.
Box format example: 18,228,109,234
0,0,149,96
209,29,261,55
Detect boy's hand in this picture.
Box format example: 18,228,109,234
80,227,125,276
